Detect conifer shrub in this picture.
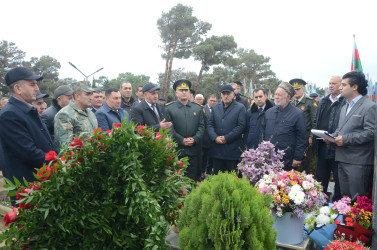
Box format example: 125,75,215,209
0,122,192,249
178,172,276,250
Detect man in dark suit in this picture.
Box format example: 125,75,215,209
208,85,246,174
0,67,59,182
244,88,274,149
95,88,130,131
313,75,346,201
130,83,173,133
201,94,218,177
331,71,376,199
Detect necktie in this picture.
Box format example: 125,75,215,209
258,107,263,113
152,105,160,121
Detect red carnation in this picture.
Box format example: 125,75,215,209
37,166,53,181
28,182,41,190
178,203,182,209
16,188,30,200
93,128,103,134
177,161,183,169
70,138,84,149
155,132,164,140
3,212,17,226
136,125,146,135
113,123,121,128
45,151,58,162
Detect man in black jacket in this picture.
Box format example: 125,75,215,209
41,85,73,140
231,81,249,109
130,83,173,133
244,88,274,149
313,76,346,201
0,67,59,182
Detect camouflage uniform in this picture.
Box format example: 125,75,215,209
54,101,98,145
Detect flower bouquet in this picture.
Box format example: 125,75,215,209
256,170,327,218
304,197,351,249
333,196,373,246
324,239,370,250
238,141,284,185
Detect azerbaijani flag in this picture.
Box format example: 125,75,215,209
351,37,363,72
249,80,254,96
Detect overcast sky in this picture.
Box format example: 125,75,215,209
2,0,376,89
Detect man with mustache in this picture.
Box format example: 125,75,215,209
261,81,306,170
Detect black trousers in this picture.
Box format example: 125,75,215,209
186,155,200,182
212,158,238,175
314,141,341,201
200,147,213,175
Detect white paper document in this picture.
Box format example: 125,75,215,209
311,129,335,142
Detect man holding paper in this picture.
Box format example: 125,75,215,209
331,71,376,199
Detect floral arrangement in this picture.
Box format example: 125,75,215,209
1,122,192,249
333,196,373,246
304,206,339,232
238,141,284,184
324,239,369,250
331,196,352,215
256,170,327,218
348,196,373,229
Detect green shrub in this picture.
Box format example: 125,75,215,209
178,172,276,250
0,122,192,249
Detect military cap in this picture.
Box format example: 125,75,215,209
142,82,160,93
220,84,234,93
289,78,307,90
159,97,166,101
36,91,49,99
5,67,43,85
190,89,195,96
173,79,192,91
74,83,95,93
233,81,243,87
54,85,74,99
309,93,318,98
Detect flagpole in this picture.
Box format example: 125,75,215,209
352,34,356,71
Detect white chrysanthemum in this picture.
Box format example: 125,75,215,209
290,184,303,193
319,206,330,215
316,214,330,227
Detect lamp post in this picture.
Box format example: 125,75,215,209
68,62,104,83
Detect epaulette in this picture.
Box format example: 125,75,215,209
166,101,175,106
191,102,203,107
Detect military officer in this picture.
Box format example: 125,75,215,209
167,79,205,181
290,78,317,173
231,81,249,109
54,85,98,145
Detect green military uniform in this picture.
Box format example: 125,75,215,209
291,95,317,137
167,79,205,181
290,79,317,173
54,100,98,145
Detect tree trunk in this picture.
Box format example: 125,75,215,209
164,39,178,99
194,62,206,91
162,44,171,100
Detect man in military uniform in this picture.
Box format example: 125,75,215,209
231,81,249,109
290,78,317,173
167,79,205,181
54,85,98,145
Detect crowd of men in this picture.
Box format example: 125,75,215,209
0,66,375,202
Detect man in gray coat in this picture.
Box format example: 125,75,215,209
331,71,376,199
